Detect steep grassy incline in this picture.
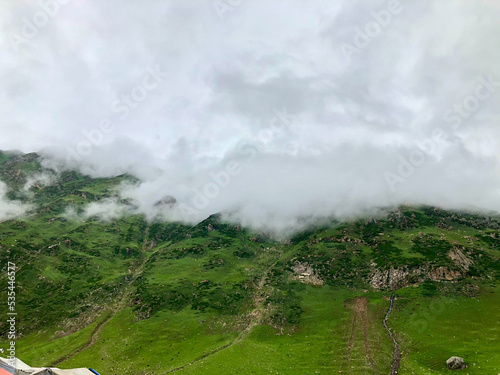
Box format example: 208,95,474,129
0,152,499,374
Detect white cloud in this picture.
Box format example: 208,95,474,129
1,0,500,232
0,181,31,222
82,198,131,222
23,171,58,191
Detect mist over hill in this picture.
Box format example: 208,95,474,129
2,150,500,238
2,1,500,373
1,1,500,233
0,150,499,373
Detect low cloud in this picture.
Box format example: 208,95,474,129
112,142,500,235
63,197,133,223
0,181,32,222
23,171,58,192
82,198,132,222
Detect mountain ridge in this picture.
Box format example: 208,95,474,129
0,151,499,374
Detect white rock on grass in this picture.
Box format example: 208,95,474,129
446,356,466,370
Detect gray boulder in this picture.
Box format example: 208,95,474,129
446,356,466,370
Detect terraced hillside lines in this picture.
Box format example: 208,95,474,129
51,228,158,367
342,297,380,375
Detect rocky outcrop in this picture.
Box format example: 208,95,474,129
290,262,324,286
428,266,462,281
446,356,466,370
447,247,473,271
370,266,425,289
370,264,463,289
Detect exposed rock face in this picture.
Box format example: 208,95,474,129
370,266,425,289
428,266,462,281
447,247,473,271
370,265,463,289
290,262,324,286
446,356,466,370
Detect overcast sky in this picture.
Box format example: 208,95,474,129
1,0,500,232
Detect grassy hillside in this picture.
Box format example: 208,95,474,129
0,152,499,374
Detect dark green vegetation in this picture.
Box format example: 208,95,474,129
0,151,499,374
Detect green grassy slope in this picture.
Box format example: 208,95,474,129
0,152,499,374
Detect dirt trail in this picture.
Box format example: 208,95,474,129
165,305,265,375
383,292,401,375
50,230,158,367
166,249,282,373
342,297,379,374
50,310,113,366
53,238,281,372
